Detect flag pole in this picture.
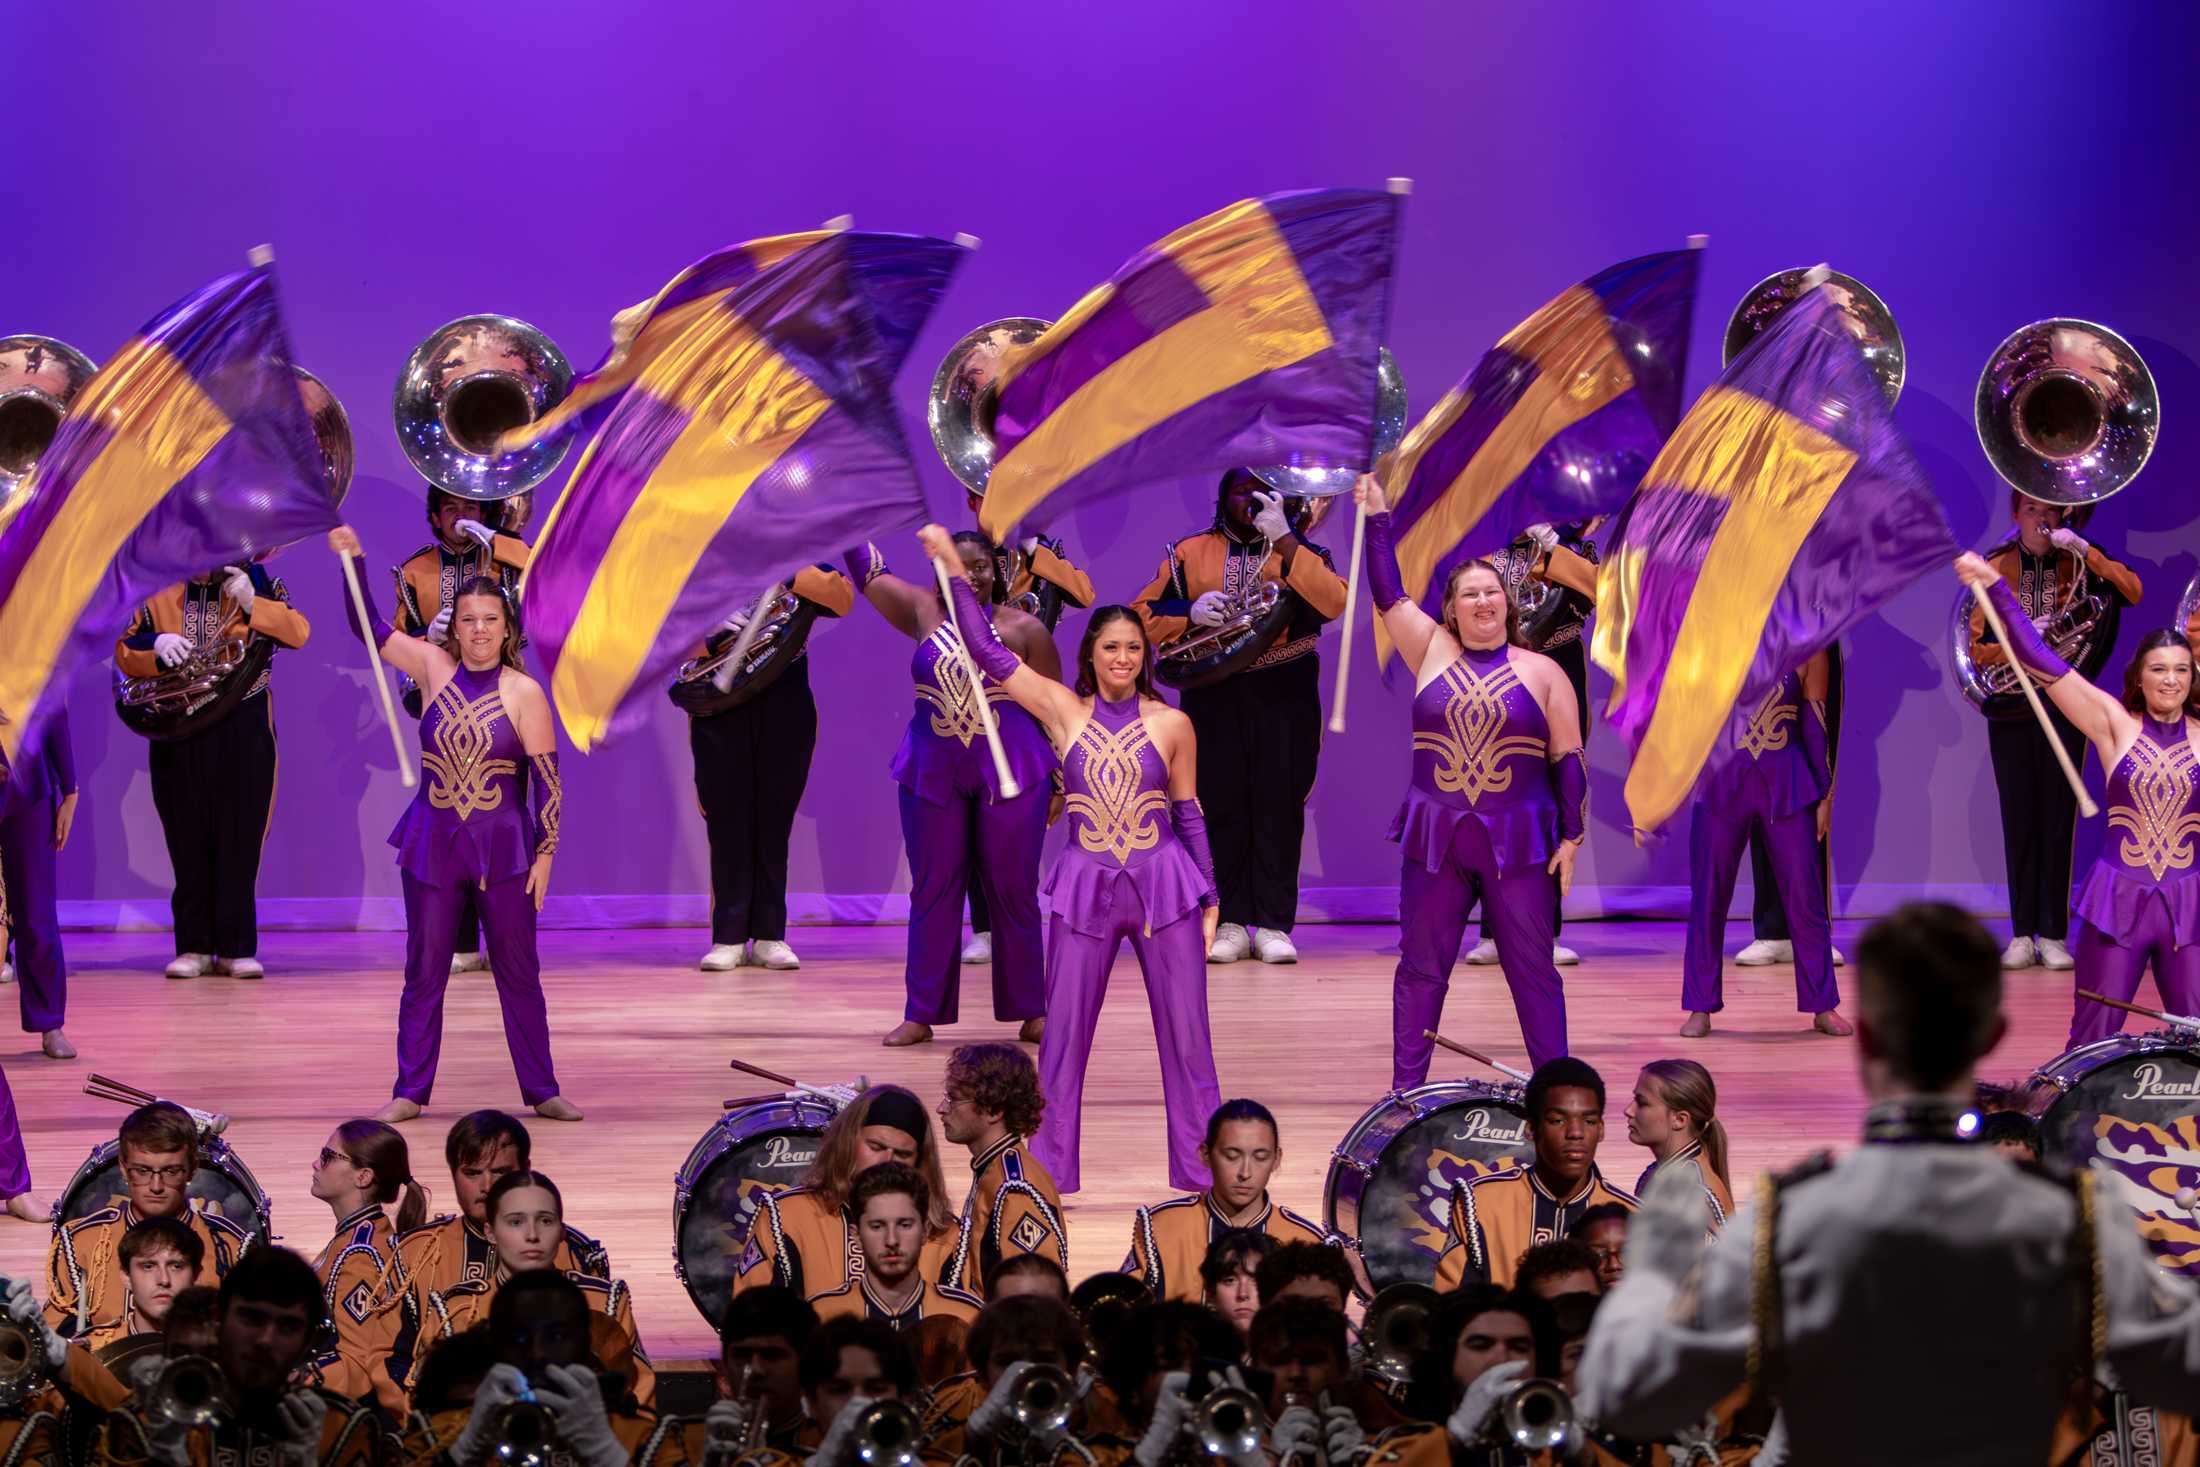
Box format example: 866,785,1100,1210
1970,582,2096,817
337,549,417,789
711,582,786,693
932,554,1021,799
1328,497,1367,734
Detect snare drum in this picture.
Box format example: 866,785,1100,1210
672,1097,836,1327
1326,1081,1533,1290
55,1135,270,1239
2028,1029,2200,1276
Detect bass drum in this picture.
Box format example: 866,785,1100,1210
2027,1030,2200,1276
56,1135,270,1239
1325,1081,1533,1290
672,1097,837,1328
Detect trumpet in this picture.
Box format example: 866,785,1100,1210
1189,1386,1266,1461
1488,1378,1576,1454
1357,1282,1438,1390
488,1396,560,1467
1007,1363,1076,1443
849,1398,928,1467
1275,1391,1333,1467
0,1318,46,1409
702,1362,769,1467
144,1354,230,1429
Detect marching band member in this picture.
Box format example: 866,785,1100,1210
307,1118,427,1410
1577,1205,1628,1294
1968,495,2143,970
330,526,579,1125
694,1286,820,1457
116,562,310,981
0,854,42,1226
1200,1230,1273,1345
1252,1240,1358,1314
1122,1100,1332,1302
1253,1297,1380,1463
793,1317,942,1467
1622,1059,1734,1227
691,564,855,974
1958,552,2200,1044
1433,1060,1636,1291
1378,1285,1552,1466
46,1101,251,1336
0,708,75,1058
937,1043,1068,1295
1133,472,1346,966
76,1217,202,1352
932,526,1222,1191
920,1294,1100,1465
846,537,1056,1047
808,1163,983,1333
731,1085,960,1303
1101,1301,1259,1467
1681,648,1850,1039
1357,479,1584,1084
1514,1240,1601,1300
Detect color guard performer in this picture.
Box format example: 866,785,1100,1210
1737,644,1849,970
1433,1059,1636,1291
116,562,311,981
931,527,1222,1191
808,1164,982,1333
330,527,578,1125
936,1043,1068,1295
0,708,76,1058
1122,1100,1333,1302
1969,496,2143,971
691,565,855,974
307,1119,426,1411
1620,1059,1733,1228
1959,553,2200,1045
0,851,42,1225
1357,480,1584,1084
1133,472,1347,966
846,538,1057,1047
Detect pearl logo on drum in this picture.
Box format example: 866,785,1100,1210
2120,1063,2200,1103
761,1136,819,1169
1451,1108,1528,1146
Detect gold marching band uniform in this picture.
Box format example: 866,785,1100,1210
1121,1192,1332,1303
807,1275,983,1334
392,531,530,647
942,1135,1069,1296
417,1274,653,1409
92,1387,382,1467
1432,1166,1638,1292
45,1205,251,1337
731,1189,961,1303
386,1214,609,1391
308,1206,408,1415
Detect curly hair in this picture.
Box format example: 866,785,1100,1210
944,1043,1046,1139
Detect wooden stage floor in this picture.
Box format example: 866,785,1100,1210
0,918,2099,1360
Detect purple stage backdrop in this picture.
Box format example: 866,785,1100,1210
10,2,2199,931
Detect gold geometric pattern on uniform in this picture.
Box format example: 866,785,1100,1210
1736,685,1798,758
422,680,515,820
916,626,1011,748
1414,658,1543,803
2109,732,2200,882
1065,718,1167,862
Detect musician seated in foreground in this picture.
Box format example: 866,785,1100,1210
47,1102,251,1337
1513,1241,1601,1301
1199,1230,1272,1347
1573,1206,1627,1294
1251,1242,1357,1315
808,1164,982,1333
78,1217,203,1352
307,1119,426,1412
1977,1110,2041,1163
1252,1297,1383,1463
1096,1301,1247,1467
922,1294,1113,1464
1620,1059,1734,1228
1433,1061,1636,1291
938,1043,1068,1295
1125,1100,1334,1303
1374,1285,1551,1467
116,561,310,981
1580,901,2200,1464
795,1318,943,1467
685,1286,820,1460
986,1255,1070,1305
94,1248,380,1467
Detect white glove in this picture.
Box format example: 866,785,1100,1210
2050,527,2091,558
1133,1372,1198,1467
1447,1360,1527,1447
274,1389,330,1467
154,633,192,669
1523,522,1560,554
1018,535,1043,555
808,1394,876,1467
222,566,255,614
453,518,499,550
699,1399,751,1467
1321,1405,1364,1462
1269,1404,1321,1460
790,1080,863,1109
144,1408,197,1467
3,1278,65,1369
453,1363,533,1467
426,605,455,643
1251,491,1292,543
537,1361,629,1467
1190,591,1232,628
968,1361,1066,1448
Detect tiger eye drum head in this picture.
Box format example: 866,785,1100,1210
1327,1081,1534,1289
673,1098,837,1327
2031,1031,2200,1275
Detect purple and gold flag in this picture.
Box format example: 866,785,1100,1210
1591,283,1956,831
975,187,1401,543
1377,247,1699,672
0,260,336,762
520,229,967,751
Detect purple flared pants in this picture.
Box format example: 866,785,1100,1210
395,871,559,1105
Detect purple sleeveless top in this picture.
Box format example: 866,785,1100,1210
388,664,537,888
1389,644,1559,876
1041,695,1207,939
2076,716,2200,945
1698,669,1825,820
890,622,1054,804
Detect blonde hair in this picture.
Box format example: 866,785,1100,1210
1639,1059,1730,1192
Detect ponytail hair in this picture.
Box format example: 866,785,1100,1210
337,1118,430,1233
1638,1059,1729,1193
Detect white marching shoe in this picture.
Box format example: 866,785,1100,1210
2038,937,2075,971
215,956,264,980
2001,936,2038,969
0,963,12,984
1464,938,1500,966
164,953,211,981
700,944,743,972
1252,928,1299,965
1208,922,1250,964
750,940,801,971
1552,943,1580,966
1832,946,1847,967
1736,939,1791,966
959,933,992,965
451,951,490,974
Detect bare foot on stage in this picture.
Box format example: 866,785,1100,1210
1679,1012,1711,1039
40,1030,75,1060
882,1021,933,1047
1814,1010,1855,1037
534,1097,584,1122
375,1098,423,1124
4,1193,51,1223
1018,1017,1045,1045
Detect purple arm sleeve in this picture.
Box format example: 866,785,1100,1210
339,555,394,647
1550,749,1588,842
1170,799,1219,909
529,752,561,858
47,708,76,798
844,543,886,590
1364,511,1408,613
1986,578,2072,684
948,574,1022,683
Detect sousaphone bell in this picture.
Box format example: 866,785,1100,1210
0,335,98,513
393,313,574,521
1723,267,1905,404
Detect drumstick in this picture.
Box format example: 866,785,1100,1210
932,553,1021,799
1422,1030,1533,1083
722,1092,783,1111
2078,988,2200,1030
1971,582,2096,817
1327,498,1368,735
85,1074,156,1105
728,1058,802,1088
338,547,418,789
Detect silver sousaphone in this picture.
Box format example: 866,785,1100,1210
927,317,1070,623
0,335,98,514
1723,267,1906,405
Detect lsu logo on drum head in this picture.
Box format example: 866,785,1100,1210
760,1136,819,1170
2088,1112,2200,1272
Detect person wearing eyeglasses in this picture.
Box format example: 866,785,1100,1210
44,1101,252,1338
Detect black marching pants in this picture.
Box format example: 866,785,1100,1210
1179,655,1322,932
690,658,819,945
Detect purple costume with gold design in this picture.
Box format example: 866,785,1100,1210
0,710,72,1035
2069,717,2200,1045
0,835,27,1199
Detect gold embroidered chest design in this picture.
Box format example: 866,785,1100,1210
1065,717,1168,862
1736,684,1797,758
2110,731,2200,882
422,679,516,820
1413,657,1544,802
916,626,1011,747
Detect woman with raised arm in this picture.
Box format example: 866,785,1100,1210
328,526,580,1126
845,535,1059,1048
1956,551,2200,1046
921,524,1223,1192
1354,477,1586,1087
